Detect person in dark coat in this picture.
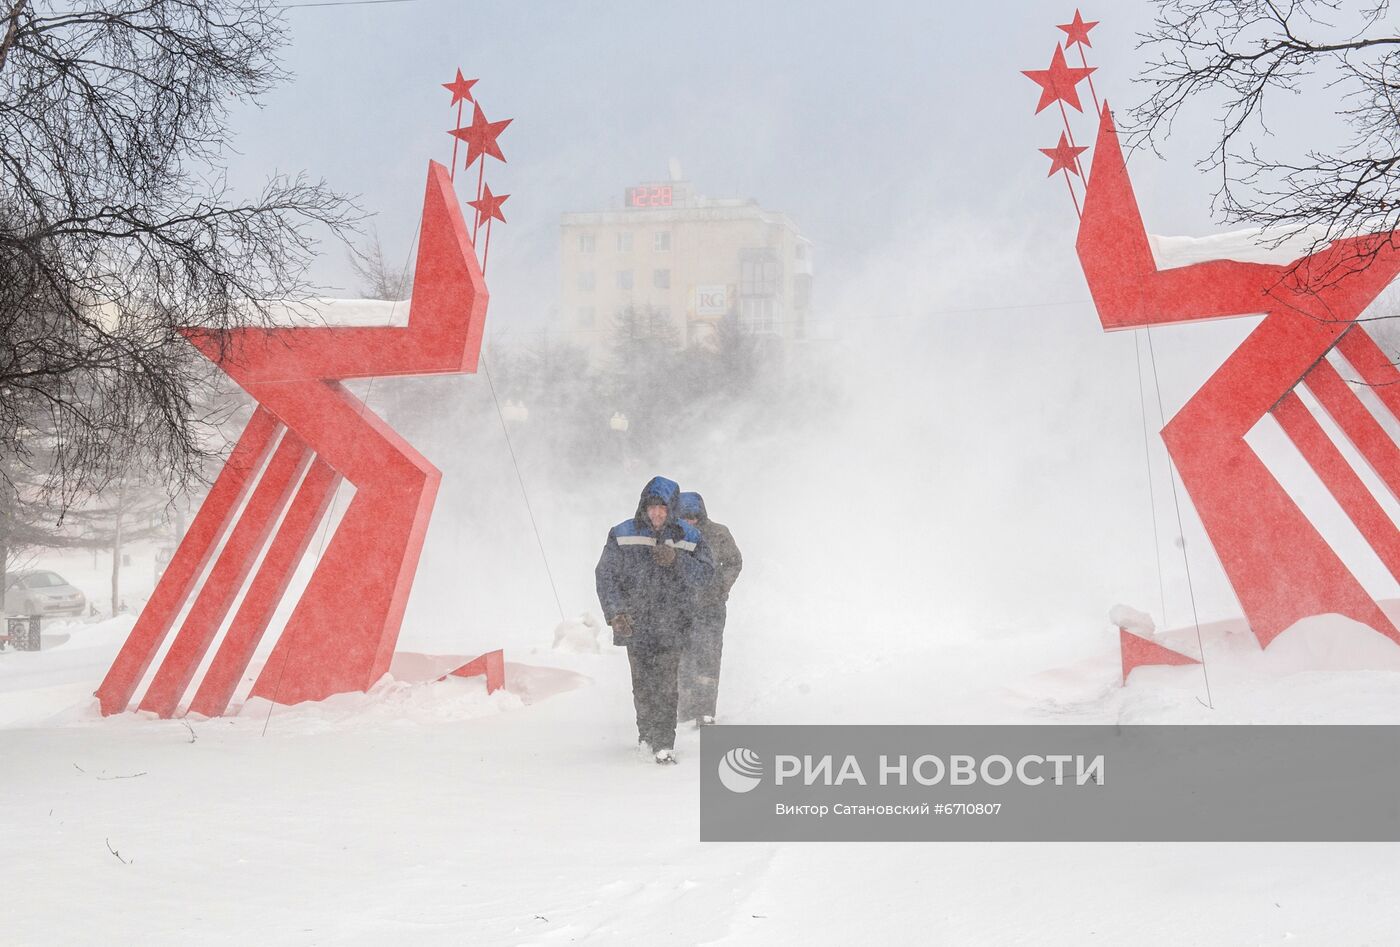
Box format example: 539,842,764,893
675,491,742,726
595,476,715,763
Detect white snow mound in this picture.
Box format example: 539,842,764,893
1108,604,1155,635
1255,615,1400,675
1148,225,1330,269
262,296,405,327
552,613,606,654
232,673,524,735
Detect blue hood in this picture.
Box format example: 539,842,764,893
634,476,682,525
677,491,707,524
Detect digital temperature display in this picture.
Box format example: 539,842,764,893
626,184,673,208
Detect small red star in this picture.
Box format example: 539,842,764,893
1057,10,1099,49
1039,132,1088,177
449,102,513,167
442,69,478,107
1022,45,1096,114
468,183,509,224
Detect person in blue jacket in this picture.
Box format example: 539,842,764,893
676,491,742,727
595,476,715,764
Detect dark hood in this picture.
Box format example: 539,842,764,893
677,491,707,524
634,476,682,526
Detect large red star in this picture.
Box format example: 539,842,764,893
449,102,513,167
1057,10,1098,49
442,69,478,106
1039,132,1088,177
1022,44,1096,113
468,183,509,224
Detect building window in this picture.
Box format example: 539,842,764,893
577,306,595,326
654,231,671,251
652,268,671,290
794,273,812,310
740,248,781,297
576,270,595,291
740,297,778,333
617,231,633,252
795,243,807,260
578,233,595,253
616,270,633,290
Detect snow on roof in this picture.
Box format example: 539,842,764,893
1147,225,1330,270
260,297,408,328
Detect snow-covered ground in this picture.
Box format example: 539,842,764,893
4,595,1400,944
7,229,1400,943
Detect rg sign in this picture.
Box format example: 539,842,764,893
695,285,729,315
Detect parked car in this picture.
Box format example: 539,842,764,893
4,570,87,619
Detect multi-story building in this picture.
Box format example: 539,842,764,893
559,178,813,357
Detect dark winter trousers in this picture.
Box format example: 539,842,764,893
627,643,681,751
679,604,726,721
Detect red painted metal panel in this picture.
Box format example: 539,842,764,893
1077,106,1400,649
94,409,281,715
188,459,340,718
138,432,312,717
100,159,495,716
1338,330,1400,423
449,649,505,694
1120,628,1200,684
1272,392,1400,597
1303,356,1400,505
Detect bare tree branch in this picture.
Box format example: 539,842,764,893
347,227,413,300
0,0,29,74
1131,0,1400,271
0,0,362,596
0,0,361,528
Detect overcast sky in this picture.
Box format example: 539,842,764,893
222,1,1244,334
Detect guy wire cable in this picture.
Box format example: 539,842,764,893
1143,325,1215,710
479,348,567,625
1133,329,1170,630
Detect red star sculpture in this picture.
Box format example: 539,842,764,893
1039,132,1088,177
468,183,509,224
450,102,513,167
1057,9,1098,48
442,69,478,106
1022,45,1095,113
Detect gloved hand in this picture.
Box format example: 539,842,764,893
652,542,677,567
611,614,635,639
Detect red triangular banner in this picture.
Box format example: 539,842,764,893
445,648,506,694
1120,628,1200,684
